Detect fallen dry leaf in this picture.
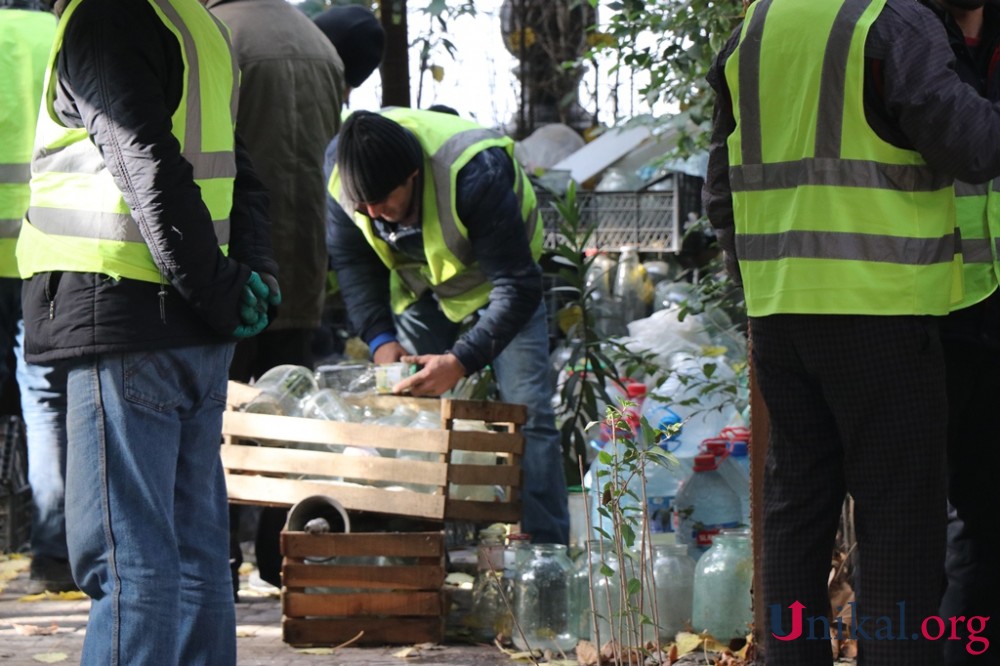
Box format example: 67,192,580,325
13,623,58,636
31,654,67,664
295,647,335,655
575,640,599,666
235,630,256,638
18,591,87,603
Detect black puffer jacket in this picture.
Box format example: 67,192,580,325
22,0,277,364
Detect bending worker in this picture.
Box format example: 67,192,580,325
327,108,568,545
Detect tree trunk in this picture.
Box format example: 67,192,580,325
379,0,411,108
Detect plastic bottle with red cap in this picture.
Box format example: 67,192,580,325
700,437,750,526
673,453,741,560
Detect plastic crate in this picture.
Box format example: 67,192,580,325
0,416,31,553
537,172,704,253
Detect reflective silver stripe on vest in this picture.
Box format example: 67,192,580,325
0,164,30,183
0,219,21,238
398,264,488,300
730,157,952,192
963,238,993,264
955,180,990,197
511,158,539,242
154,0,203,154
814,0,872,158
27,206,231,244
34,145,235,181
432,128,501,266
735,229,956,265
186,151,237,179
736,0,772,165
734,0,944,192
206,12,240,121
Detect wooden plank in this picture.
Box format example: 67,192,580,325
281,532,445,559
442,398,526,425
223,411,451,454
447,430,524,455
224,474,446,519
445,498,522,523
220,445,447,486
283,590,442,617
447,463,520,487
282,617,444,646
282,563,444,590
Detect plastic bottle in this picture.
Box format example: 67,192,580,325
639,389,700,468
599,379,646,444
692,532,753,642
642,448,687,536
649,353,740,456
584,250,623,338
673,454,741,560
613,245,649,324
700,438,750,526
584,440,639,542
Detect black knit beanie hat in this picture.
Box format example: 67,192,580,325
337,111,423,204
314,6,386,89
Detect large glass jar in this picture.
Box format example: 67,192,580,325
512,544,577,651
571,541,618,643
652,543,696,642
692,533,753,642
467,528,507,642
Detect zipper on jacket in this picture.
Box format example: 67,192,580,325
158,276,167,324
45,273,55,320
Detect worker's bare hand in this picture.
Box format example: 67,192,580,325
394,353,466,396
373,341,409,364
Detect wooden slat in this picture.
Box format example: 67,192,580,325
447,430,524,455
283,590,442,617
220,445,447,486
447,463,520,487
445,498,521,523
223,411,451,454
281,531,444,559
224,474,446,519
282,617,444,646
282,563,444,590
442,398,527,425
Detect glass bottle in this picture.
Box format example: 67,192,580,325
467,527,507,642
244,364,318,416
692,532,753,642
652,543,696,642
614,244,649,324
512,544,577,651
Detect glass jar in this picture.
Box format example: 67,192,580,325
498,532,532,643
244,364,318,416
512,544,577,651
467,528,507,642
692,532,753,642
652,543,696,642
571,541,618,643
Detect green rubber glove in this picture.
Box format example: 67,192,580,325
233,313,268,338
260,273,282,307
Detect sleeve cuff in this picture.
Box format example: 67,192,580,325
368,332,398,357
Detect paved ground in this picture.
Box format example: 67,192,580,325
0,556,518,666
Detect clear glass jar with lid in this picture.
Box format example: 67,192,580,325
512,543,577,651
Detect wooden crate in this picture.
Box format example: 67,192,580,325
221,382,524,523
281,531,446,646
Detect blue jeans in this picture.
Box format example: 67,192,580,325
65,344,236,666
14,321,70,562
395,296,570,544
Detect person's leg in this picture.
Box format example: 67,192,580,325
490,302,569,545
939,334,1000,665
816,315,947,666
66,345,236,666
175,344,237,666
15,321,74,591
751,315,847,666
393,291,461,355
